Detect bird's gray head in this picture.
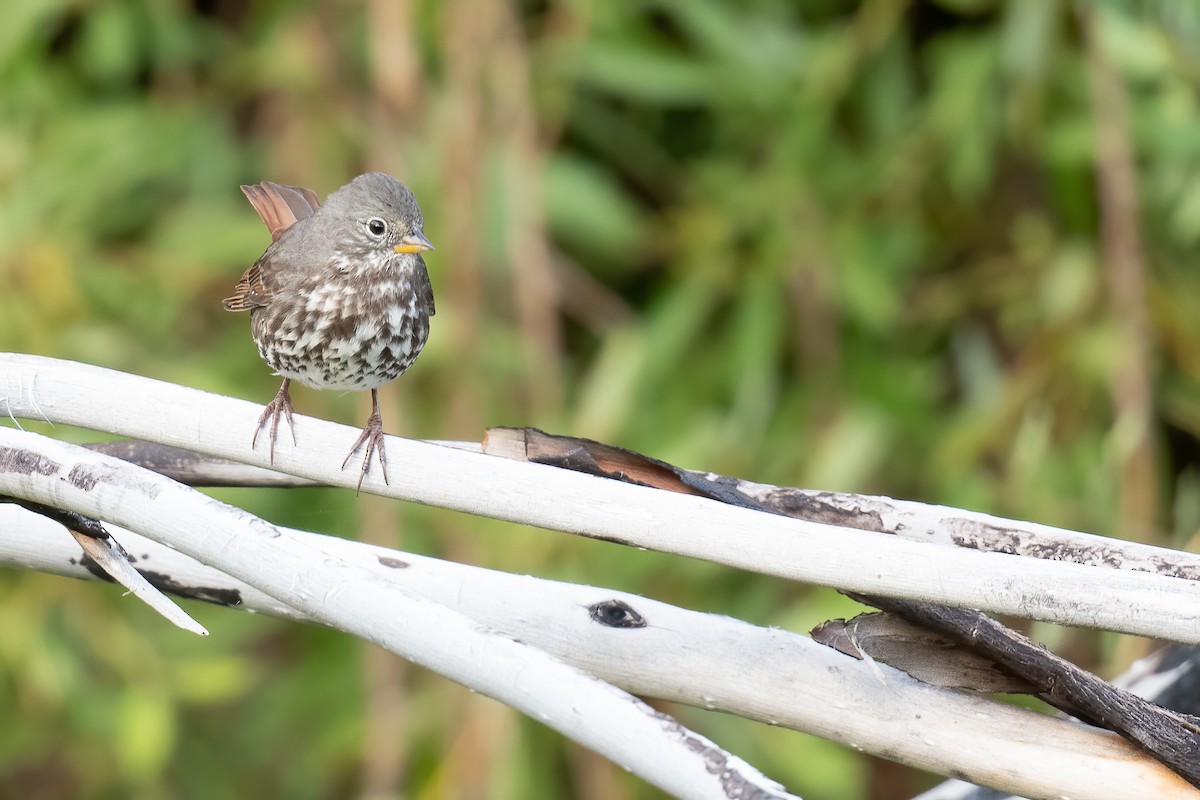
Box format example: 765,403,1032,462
321,172,434,264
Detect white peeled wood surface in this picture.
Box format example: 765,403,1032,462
3,353,1200,643
3,504,1197,800
0,429,797,800
735,479,1200,577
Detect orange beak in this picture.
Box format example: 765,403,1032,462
394,229,435,254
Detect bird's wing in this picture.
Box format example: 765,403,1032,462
222,260,273,312
225,181,322,312
241,181,322,242
417,258,436,316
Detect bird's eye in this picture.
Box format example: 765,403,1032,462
367,218,387,237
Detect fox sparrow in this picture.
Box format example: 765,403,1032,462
223,172,435,490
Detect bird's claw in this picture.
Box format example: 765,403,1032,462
252,380,296,464
342,411,389,493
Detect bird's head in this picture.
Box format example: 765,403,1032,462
323,172,434,266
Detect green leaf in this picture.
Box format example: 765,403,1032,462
542,154,648,268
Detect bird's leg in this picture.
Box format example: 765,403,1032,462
252,378,296,463
342,388,388,492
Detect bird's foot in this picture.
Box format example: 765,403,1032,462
342,410,388,493
252,379,296,464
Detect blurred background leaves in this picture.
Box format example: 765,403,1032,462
3,0,1200,798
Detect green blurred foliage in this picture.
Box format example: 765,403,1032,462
3,0,1200,797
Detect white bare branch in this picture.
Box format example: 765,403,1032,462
731,479,1200,578
2,502,1195,800
0,428,796,800
3,353,1200,643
